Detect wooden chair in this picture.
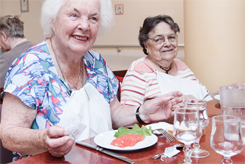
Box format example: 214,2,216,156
113,70,127,101
0,87,3,104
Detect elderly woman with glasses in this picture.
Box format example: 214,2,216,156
121,15,211,116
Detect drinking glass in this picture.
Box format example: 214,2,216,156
219,85,245,145
210,115,244,164
184,99,210,158
241,120,245,145
173,107,202,164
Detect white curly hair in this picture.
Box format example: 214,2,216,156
40,0,113,37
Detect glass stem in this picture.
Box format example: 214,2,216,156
183,144,192,164
222,156,233,164
193,137,201,152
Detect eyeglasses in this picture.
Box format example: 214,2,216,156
149,34,178,45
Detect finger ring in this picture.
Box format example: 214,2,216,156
59,152,64,156
171,106,174,111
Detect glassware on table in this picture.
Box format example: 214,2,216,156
184,99,210,158
241,120,245,145
173,107,202,164
210,115,244,164
219,85,245,145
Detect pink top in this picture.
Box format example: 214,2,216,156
120,57,208,106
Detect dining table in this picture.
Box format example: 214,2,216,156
9,99,245,164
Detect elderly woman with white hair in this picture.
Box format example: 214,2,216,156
0,0,182,160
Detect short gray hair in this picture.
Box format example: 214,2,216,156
0,15,24,38
40,0,113,37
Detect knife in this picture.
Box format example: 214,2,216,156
76,141,134,164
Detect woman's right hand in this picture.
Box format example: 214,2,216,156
44,126,74,157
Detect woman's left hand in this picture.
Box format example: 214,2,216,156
140,91,183,123
44,126,75,157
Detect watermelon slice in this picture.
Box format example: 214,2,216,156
111,134,145,148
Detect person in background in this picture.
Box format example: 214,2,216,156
0,15,35,103
0,0,182,160
121,15,211,110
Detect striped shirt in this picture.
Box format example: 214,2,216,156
120,57,208,106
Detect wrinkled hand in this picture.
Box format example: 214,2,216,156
141,91,183,123
44,126,74,157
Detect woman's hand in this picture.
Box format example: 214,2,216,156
44,126,74,157
140,91,183,123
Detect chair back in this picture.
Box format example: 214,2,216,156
113,70,127,101
0,87,3,104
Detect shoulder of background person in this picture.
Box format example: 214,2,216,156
15,41,36,51
0,41,35,88
0,53,10,88
1,41,35,65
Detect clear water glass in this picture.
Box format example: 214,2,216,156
219,85,245,145
184,99,210,158
173,107,202,164
210,115,244,164
241,120,245,145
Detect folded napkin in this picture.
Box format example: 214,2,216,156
214,95,220,101
146,122,173,134
157,71,213,101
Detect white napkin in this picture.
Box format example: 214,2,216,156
156,71,212,101
146,122,173,134
214,95,220,101
58,83,112,141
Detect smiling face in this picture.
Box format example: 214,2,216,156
145,22,178,65
51,0,100,55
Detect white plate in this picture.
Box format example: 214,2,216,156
94,130,158,151
214,95,220,101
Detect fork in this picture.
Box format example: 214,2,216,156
202,91,219,100
153,129,175,142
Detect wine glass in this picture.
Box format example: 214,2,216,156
210,115,244,164
184,99,210,158
173,107,202,164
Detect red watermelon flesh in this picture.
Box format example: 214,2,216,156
111,134,145,148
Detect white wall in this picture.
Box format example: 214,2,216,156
95,0,184,46
0,0,185,71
